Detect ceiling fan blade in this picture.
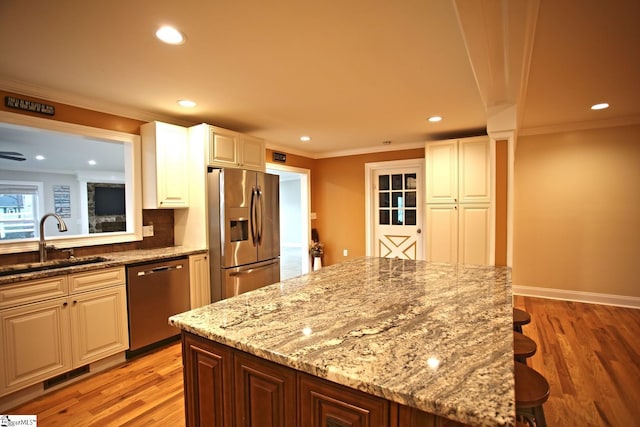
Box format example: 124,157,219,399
0,151,24,156
0,154,26,161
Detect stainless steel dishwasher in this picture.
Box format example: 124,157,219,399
126,257,190,355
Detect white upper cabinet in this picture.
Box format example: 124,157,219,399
425,140,458,204
458,137,491,203
426,137,490,204
141,121,190,209
209,126,265,171
238,134,266,171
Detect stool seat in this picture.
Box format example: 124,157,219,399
515,361,549,426
514,331,537,361
513,308,531,333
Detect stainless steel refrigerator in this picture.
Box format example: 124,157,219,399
208,167,280,301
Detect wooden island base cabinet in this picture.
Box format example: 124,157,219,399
181,332,466,427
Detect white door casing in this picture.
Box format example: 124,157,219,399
365,159,424,260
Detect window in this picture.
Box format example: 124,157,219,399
0,181,42,240
377,173,417,226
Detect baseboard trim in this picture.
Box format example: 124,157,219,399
513,285,640,309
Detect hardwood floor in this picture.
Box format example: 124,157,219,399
514,296,640,426
7,341,185,426
7,297,640,426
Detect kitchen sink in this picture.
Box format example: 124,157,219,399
0,256,111,277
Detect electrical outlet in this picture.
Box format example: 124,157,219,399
343,249,348,257
142,225,154,237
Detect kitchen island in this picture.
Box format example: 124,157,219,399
169,257,515,426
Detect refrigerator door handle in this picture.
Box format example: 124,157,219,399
257,185,264,244
250,186,258,246
228,262,276,277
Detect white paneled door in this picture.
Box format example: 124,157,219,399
367,160,424,260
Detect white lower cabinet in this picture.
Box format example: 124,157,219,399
0,267,128,398
0,298,72,396
426,203,491,265
425,204,458,264
458,204,491,265
69,285,128,367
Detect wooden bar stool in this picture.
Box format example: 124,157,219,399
514,331,537,363
515,361,549,427
513,308,531,333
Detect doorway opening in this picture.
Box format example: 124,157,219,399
266,163,311,280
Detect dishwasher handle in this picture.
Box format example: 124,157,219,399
136,264,183,276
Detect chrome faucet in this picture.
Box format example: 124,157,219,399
39,213,68,262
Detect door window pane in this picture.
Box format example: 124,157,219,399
379,193,389,208
392,192,403,208
392,174,403,190
378,175,390,191
379,210,390,225
405,210,416,226
405,173,417,189
392,209,403,225
405,191,416,207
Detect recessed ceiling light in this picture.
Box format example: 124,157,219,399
427,116,442,122
35,155,45,160
177,99,197,108
300,136,311,142
156,26,185,45
88,160,97,166
591,103,609,110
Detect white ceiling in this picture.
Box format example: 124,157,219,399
0,0,638,158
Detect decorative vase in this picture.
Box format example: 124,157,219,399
313,256,322,271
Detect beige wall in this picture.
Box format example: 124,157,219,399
313,149,424,266
513,124,640,297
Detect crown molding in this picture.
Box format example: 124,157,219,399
519,114,640,136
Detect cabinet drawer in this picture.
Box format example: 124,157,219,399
0,276,68,309
69,267,125,293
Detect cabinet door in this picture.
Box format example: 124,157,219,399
234,351,296,427
458,138,490,204
458,204,491,266
239,135,265,171
69,286,129,367
189,253,211,309
299,373,389,427
156,122,189,208
210,128,239,167
425,204,458,263
425,140,458,204
141,121,190,208
0,298,71,397
183,333,234,427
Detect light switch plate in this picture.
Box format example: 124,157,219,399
142,225,154,237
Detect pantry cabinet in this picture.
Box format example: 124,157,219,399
0,267,128,397
209,126,265,171
141,121,190,208
425,136,492,265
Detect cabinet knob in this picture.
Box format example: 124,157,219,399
417,229,422,234
63,302,68,307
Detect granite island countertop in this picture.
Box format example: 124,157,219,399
0,246,207,285
169,257,515,427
